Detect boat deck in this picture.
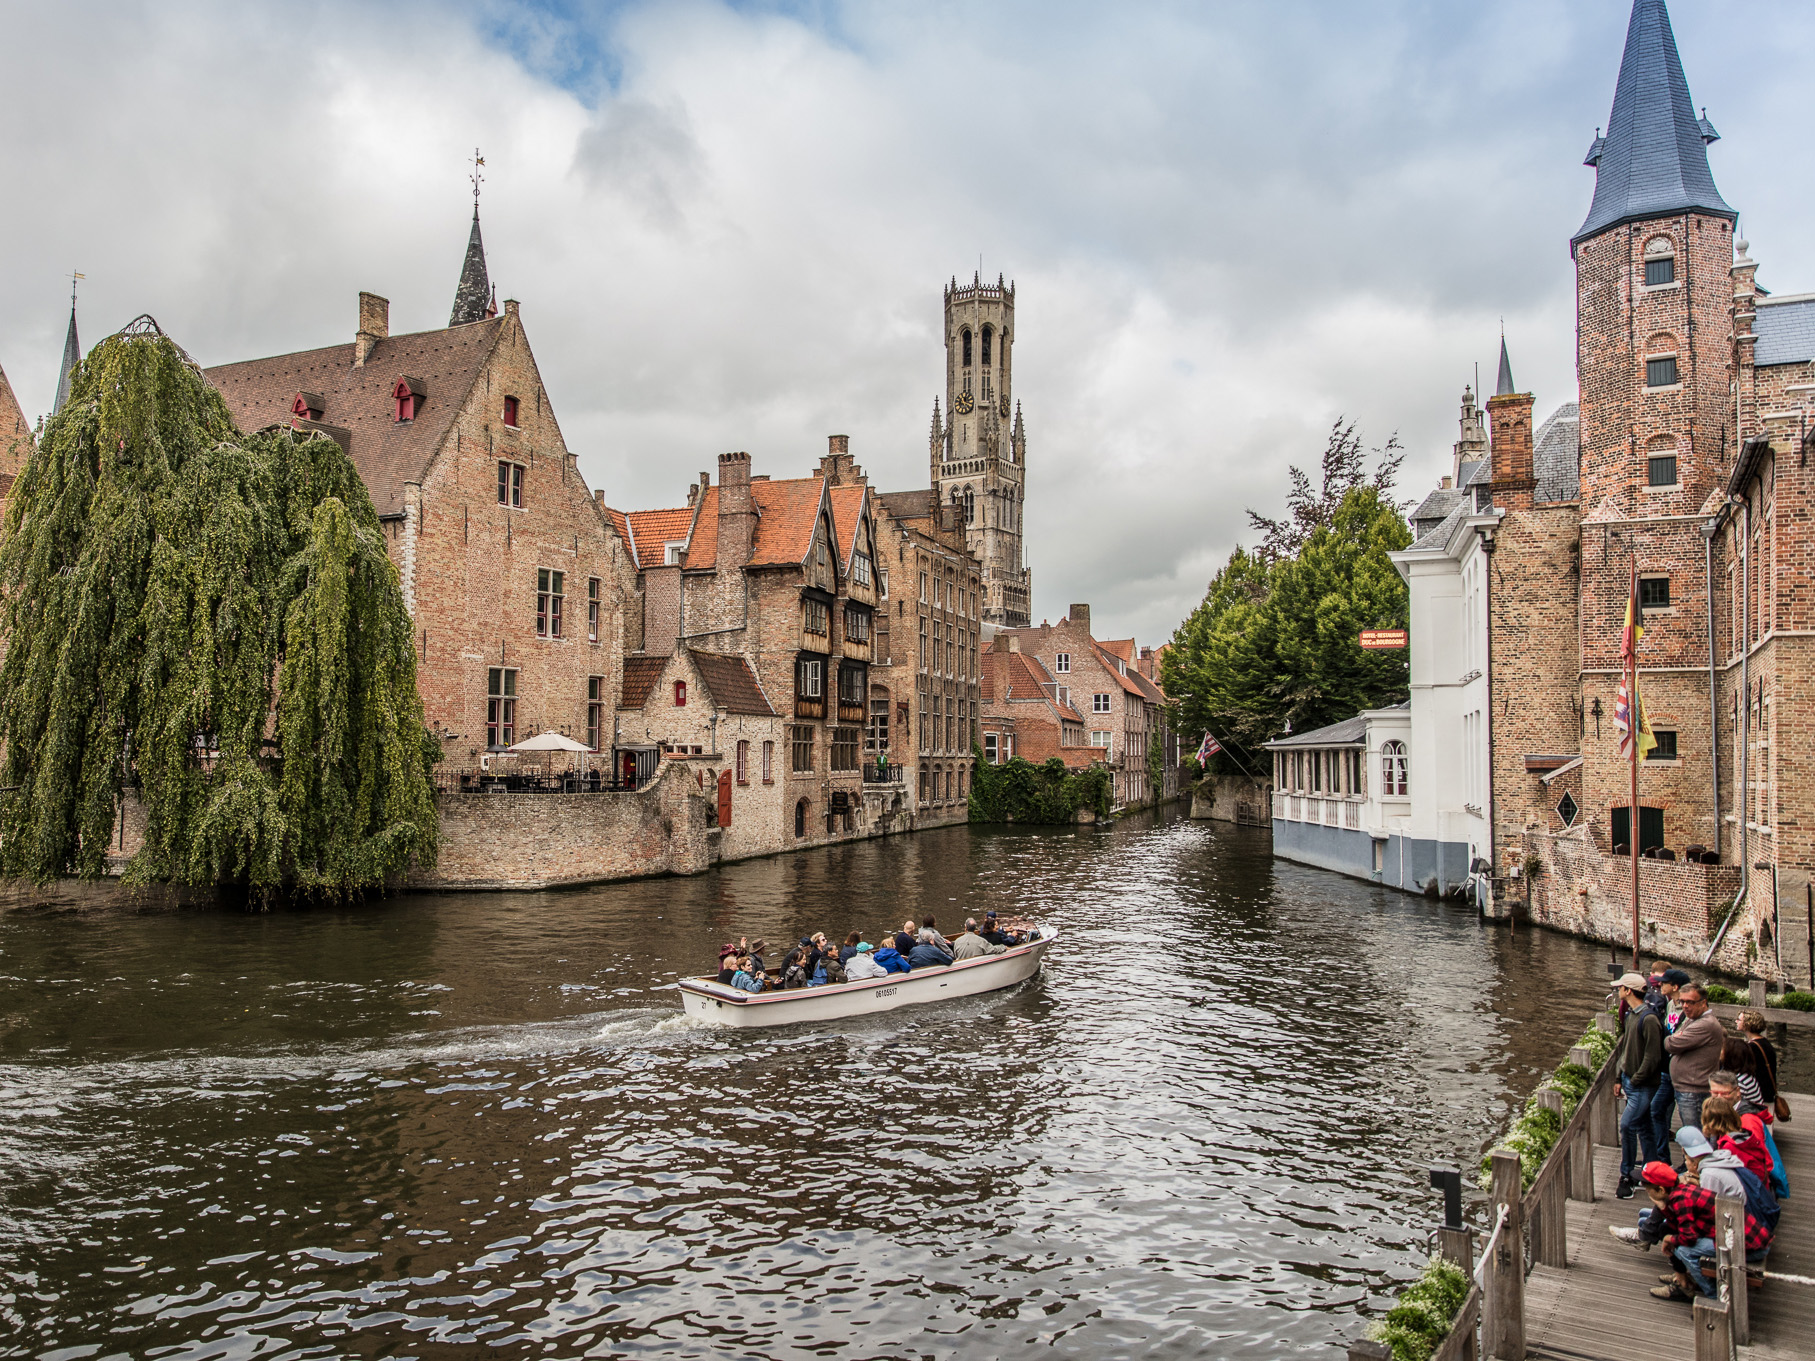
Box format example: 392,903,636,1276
1523,1090,1810,1361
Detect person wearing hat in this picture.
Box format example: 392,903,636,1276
1613,971,1666,1199
1632,1158,1773,1301
1645,967,1694,1161
843,941,887,981
1675,1126,1748,1202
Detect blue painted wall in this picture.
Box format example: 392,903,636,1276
1272,820,1472,898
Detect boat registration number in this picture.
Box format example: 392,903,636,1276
874,987,897,998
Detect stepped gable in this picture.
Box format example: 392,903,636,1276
1574,0,1733,246
686,649,776,716
0,363,32,497
204,318,506,517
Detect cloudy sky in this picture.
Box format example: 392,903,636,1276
5,0,1814,645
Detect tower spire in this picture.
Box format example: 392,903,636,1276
450,149,492,327
1574,0,1733,247
53,270,83,416
1496,331,1515,396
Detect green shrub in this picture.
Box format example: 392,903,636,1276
1368,1257,1471,1361
1704,983,1742,1004
968,749,1114,825
1777,990,1815,1012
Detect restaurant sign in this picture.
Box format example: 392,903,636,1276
1359,629,1409,650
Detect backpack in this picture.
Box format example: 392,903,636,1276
1731,1163,1781,1234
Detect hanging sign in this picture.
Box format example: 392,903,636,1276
1360,629,1409,650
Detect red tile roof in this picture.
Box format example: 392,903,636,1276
1101,638,1136,664
749,476,828,567
616,506,697,569
620,656,666,709
205,318,506,517
982,650,1083,722
688,649,776,716
828,483,868,568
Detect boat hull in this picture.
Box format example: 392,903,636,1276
676,930,1055,1028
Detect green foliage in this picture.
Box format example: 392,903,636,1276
968,748,1113,824
0,323,437,895
1162,479,1412,775
1368,1257,1471,1361
1778,990,1815,1012
1477,1020,1615,1191
1146,730,1164,802
1704,983,1742,1004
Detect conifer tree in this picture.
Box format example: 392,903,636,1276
0,319,438,894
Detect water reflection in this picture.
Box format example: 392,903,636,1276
2,813,1782,1358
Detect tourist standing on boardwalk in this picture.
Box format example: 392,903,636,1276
1737,1010,1783,1112
1647,968,1690,1151
1614,972,1665,1198
1663,983,1723,1129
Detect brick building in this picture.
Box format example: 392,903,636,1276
204,216,640,780
994,604,1172,808
932,274,1031,627
0,363,30,498
1452,0,1811,981
979,635,1089,769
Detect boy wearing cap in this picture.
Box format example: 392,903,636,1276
1632,1161,1771,1301
1613,972,1665,1198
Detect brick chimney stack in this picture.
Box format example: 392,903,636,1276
355,292,389,367
819,434,856,485
718,451,755,570
1487,391,1537,512
1068,603,1091,633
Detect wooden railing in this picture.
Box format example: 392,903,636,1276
1348,1013,1622,1361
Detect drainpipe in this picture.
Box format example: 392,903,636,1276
1738,494,1750,909
1704,516,1722,859
1480,524,1497,910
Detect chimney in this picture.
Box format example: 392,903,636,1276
1487,389,1537,512
1068,603,1091,633
718,451,755,570
504,298,520,319
1441,475,1453,490
819,434,855,485
1007,635,1019,652
355,292,389,367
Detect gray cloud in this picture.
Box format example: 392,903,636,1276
4,0,1814,648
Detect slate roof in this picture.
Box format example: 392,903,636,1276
1411,485,1466,537
450,209,491,327
205,318,507,517
1262,714,1372,749
1495,337,1516,396
1574,0,1733,247
1754,297,1815,366
1534,402,1581,502
688,649,776,716
619,656,667,709
875,488,932,523
54,306,79,416
1410,498,1471,552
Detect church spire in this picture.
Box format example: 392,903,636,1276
1495,334,1516,397
53,272,82,416
1574,0,1733,247
450,149,492,327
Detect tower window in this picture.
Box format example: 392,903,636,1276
1647,453,1677,487
1639,575,1671,610
981,326,992,366
1645,256,1675,287
503,395,520,427
1651,729,1678,760
964,487,975,524
961,328,972,367
1646,356,1679,388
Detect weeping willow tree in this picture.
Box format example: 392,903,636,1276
0,318,438,895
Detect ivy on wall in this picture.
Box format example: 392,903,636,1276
0,322,438,895
968,747,1113,825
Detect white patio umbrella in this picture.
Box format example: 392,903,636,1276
506,730,595,785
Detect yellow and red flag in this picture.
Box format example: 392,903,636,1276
1615,565,1656,761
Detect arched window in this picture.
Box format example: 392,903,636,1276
795,799,809,837
961,328,972,367
674,680,687,707
964,487,975,524
981,326,992,366
1381,740,1408,797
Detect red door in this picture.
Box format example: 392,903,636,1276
621,752,637,784
716,769,732,827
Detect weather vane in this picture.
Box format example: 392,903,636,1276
470,148,485,209
70,269,85,307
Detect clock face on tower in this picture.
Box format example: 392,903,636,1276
954,391,975,415
999,395,1011,418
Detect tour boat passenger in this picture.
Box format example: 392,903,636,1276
838,932,862,965
979,911,1022,947
952,919,1007,961
781,947,812,990
730,956,765,993
906,937,954,970
894,921,918,954
716,946,739,985
872,941,911,975
844,942,888,981
811,948,846,987
919,916,951,950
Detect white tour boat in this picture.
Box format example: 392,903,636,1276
676,928,1057,1028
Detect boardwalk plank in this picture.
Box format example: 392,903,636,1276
1519,1090,1807,1361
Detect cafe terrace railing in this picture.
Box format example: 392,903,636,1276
1346,1011,1624,1361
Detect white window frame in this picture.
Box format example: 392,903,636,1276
1093,693,1111,714
1055,652,1070,673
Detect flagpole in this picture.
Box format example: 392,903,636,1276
1629,561,1641,971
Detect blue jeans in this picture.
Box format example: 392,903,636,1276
1675,1088,1706,1136
1638,1207,1667,1244
1620,1081,1661,1181
1649,1072,1676,1156
1673,1237,1717,1296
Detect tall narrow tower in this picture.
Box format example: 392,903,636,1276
932,272,1030,627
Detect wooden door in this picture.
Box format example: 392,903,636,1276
717,769,732,828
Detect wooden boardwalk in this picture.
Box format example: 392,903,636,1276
1523,1091,1809,1361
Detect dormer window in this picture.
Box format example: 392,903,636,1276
291,391,324,420
503,395,520,428
392,377,425,423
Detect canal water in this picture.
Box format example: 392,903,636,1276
0,812,1773,1359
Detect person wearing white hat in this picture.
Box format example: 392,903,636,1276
1613,970,1666,1199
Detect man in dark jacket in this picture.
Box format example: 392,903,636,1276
1614,972,1665,1198
906,939,954,970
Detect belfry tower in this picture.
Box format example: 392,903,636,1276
932,272,1030,627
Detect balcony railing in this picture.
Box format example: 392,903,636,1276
434,770,649,795
863,762,906,784
1271,791,1363,830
